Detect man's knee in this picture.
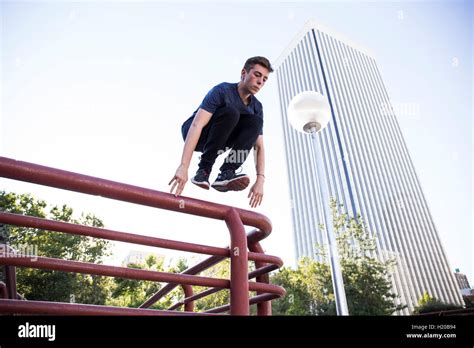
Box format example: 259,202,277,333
241,114,263,134
250,115,263,127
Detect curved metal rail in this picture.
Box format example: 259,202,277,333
0,157,285,315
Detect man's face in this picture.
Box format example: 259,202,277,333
241,64,269,95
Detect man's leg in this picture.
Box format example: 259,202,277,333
196,106,240,170
220,114,263,172
183,106,240,190
212,114,263,192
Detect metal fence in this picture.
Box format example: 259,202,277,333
0,157,285,315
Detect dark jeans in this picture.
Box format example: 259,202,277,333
181,106,262,172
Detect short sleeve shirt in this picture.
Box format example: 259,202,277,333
188,82,264,135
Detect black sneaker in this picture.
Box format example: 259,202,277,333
191,168,211,190
211,169,250,192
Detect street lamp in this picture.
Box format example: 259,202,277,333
287,91,349,316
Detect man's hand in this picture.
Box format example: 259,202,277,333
248,177,264,208
169,164,188,196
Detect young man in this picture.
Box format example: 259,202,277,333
169,56,272,208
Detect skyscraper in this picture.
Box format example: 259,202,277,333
275,21,463,314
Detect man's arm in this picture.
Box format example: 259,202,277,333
248,135,265,208
169,108,212,196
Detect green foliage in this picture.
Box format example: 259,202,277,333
191,258,259,314
412,292,462,314
0,191,112,304
167,257,189,274
107,256,191,310
193,259,231,312
271,257,333,315
271,199,406,315
108,254,165,309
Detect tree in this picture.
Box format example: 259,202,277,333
0,191,112,304
412,292,462,314
271,199,406,315
108,254,165,309
271,257,333,315
191,257,260,314
193,259,231,312
107,256,190,310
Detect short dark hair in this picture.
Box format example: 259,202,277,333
243,56,274,73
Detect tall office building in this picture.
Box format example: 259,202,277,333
275,21,463,314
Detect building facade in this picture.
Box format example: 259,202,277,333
275,21,464,314
122,250,165,267
454,269,471,294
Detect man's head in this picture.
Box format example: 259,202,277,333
240,56,273,95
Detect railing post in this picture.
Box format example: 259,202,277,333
181,284,194,312
4,266,17,300
249,241,271,316
225,209,249,315
0,244,18,300
0,281,7,299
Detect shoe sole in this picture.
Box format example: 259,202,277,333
191,179,210,190
212,176,250,192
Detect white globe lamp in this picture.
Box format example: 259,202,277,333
287,91,331,134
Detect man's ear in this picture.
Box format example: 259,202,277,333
241,68,247,81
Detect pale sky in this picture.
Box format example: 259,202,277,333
1,0,472,285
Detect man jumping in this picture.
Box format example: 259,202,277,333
169,56,272,208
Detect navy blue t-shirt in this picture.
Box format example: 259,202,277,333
184,82,264,135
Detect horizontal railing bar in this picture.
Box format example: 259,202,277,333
0,299,218,316
0,212,229,258
0,255,229,289
0,157,271,235
0,212,283,265
0,254,285,296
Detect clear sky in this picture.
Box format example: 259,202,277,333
1,0,472,286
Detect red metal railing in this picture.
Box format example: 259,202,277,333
0,157,285,315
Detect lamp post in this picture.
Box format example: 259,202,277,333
287,91,349,315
